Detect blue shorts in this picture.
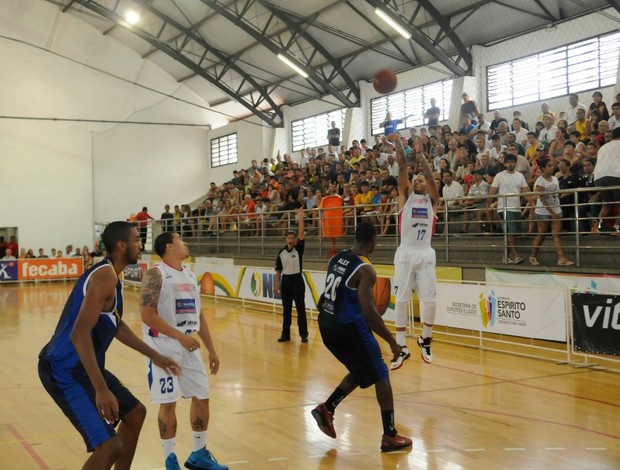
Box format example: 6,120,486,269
38,359,140,452
318,314,389,388
499,211,521,234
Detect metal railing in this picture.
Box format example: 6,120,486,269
121,184,619,268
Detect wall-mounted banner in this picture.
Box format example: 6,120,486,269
0,260,19,282
19,258,84,281
436,283,567,341
123,262,149,283
572,293,620,357
486,269,620,294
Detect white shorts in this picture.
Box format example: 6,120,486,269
393,246,437,303
143,335,210,404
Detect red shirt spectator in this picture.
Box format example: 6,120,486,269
6,236,18,257
135,208,153,227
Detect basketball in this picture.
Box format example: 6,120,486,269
373,69,397,94
373,277,392,316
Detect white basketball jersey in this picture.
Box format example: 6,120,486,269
398,192,435,248
142,263,201,338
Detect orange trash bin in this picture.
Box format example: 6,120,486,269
320,195,344,238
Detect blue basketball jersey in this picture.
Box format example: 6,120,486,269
320,249,372,323
39,258,123,373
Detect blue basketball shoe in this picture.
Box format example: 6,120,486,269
184,448,228,470
165,453,181,470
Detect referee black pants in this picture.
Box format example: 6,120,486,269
280,274,308,339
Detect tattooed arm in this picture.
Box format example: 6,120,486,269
139,267,200,352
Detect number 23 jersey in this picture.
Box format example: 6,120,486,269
319,249,372,323
398,192,435,248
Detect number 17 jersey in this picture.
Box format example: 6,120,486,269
398,192,435,248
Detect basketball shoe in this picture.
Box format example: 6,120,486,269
418,336,432,364
390,346,410,370
184,448,228,470
165,453,181,470
381,433,413,452
311,403,336,438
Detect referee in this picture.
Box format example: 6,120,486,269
275,208,308,343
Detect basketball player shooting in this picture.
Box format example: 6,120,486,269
390,134,439,369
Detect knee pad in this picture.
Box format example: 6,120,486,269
395,301,409,328
421,300,437,325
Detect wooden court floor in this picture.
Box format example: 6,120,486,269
0,282,619,470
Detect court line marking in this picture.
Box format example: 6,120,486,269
267,457,289,461
399,399,620,441
504,447,525,451
428,363,620,409
6,424,49,470
465,448,486,452
227,460,250,464
585,448,607,451
544,447,565,451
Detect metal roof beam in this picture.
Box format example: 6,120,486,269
65,0,283,127
260,1,360,105
365,0,470,76
607,0,620,14
416,0,473,75
198,0,358,108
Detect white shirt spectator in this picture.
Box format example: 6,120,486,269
492,170,528,212
608,115,619,131
534,175,562,216
442,181,465,207
489,145,506,162
538,126,558,144
387,160,399,177
565,103,587,125
512,128,529,146
593,140,620,181
376,152,388,167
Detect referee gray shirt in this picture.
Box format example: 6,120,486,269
275,239,304,275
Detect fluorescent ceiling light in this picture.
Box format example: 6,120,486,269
375,8,412,39
277,53,309,78
124,10,140,25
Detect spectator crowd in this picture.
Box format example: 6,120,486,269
0,236,100,269
144,91,620,258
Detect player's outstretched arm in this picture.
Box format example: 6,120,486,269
139,267,200,352
356,266,401,359
297,207,305,241
390,133,411,203
415,146,439,205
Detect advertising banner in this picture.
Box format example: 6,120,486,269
236,267,325,309
0,260,19,282
486,269,620,294
194,265,244,298
124,262,149,283
436,283,567,341
571,293,620,357
19,258,83,281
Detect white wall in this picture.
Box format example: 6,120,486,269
0,0,216,251
1,2,618,253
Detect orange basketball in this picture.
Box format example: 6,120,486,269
373,69,397,94
373,277,392,316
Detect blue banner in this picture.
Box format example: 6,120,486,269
0,260,18,282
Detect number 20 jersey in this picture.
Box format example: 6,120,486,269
319,249,372,323
398,192,435,248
